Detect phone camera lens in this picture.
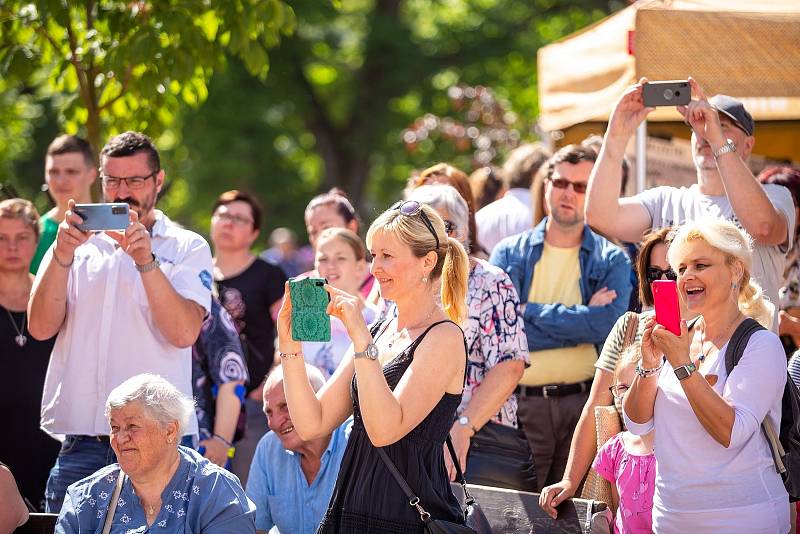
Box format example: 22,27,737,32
663,89,674,100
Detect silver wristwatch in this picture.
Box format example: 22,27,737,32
135,254,160,273
713,140,737,158
354,343,379,361
458,415,477,434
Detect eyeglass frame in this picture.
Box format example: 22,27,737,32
212,211,255,227
645,266,678,284
443,219,457,236
391,200,440,250
100,169,159,190
546,176,589,194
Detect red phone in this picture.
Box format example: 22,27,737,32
652,280,681,336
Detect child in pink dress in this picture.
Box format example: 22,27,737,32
592,346,656,534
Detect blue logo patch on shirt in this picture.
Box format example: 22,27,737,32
199,269,212,290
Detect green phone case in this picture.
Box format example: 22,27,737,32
289,277,331,342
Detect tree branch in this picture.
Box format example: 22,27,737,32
98,65,133,111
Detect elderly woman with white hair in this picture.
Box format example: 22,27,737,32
407,183,535,491
624,218,789,533
56,374,255,533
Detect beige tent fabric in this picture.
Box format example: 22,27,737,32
538,0,800,132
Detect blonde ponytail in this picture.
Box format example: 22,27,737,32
440,237,469,324
738,271,774,329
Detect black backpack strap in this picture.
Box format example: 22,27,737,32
724,318,766,376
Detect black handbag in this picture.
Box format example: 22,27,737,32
376,437,491,534
465,420,537,492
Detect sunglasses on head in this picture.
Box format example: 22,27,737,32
548,177,588,194
646,266,678,283
391,200,440,249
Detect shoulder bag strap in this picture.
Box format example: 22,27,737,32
445,436,476,506
101,470,125,534
375,447,433,523
724,318,765,376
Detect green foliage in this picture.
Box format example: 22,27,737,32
0,0,295,151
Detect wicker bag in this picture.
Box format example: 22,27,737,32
580,312,639,511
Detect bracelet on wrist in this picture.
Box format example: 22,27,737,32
52,251,75,269
212,433,234,448
635,362,664,378
279,351,303,360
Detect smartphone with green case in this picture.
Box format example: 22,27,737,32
289,277,331,342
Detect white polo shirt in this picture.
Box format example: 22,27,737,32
38,210,212,437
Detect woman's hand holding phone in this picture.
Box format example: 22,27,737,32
324,284,372,351
277,282,302,355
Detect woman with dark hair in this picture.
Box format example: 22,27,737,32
758,166,800,349
304,188,360,250
540,227,678,517
469,166,505,211
412,163,488,258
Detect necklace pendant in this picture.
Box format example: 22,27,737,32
14,334,26,347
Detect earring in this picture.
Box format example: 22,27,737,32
422,275,428,284
731,282,738,290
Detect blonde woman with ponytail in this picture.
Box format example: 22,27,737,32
276,199,471,533
624,218,789,533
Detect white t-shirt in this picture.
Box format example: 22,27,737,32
624,330,789,531
475,188,532,255
39,210,213,437
635,183,795,329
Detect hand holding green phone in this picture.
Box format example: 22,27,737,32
289,277,331,342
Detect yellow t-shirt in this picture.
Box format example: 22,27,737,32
520,242,598,386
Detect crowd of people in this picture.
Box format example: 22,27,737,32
1,77,799,534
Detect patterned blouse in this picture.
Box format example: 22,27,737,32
56,447,255,533
458,259,530,427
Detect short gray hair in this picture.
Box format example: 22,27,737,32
105,374,195,437
407,184,470,248
264,363,325,397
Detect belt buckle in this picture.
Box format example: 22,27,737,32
542,385,558,398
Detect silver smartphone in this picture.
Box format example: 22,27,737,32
73,203,130,232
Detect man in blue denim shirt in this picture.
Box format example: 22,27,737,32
490,144,630,489
246,364,351,534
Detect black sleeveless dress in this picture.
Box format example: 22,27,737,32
317,320,466,533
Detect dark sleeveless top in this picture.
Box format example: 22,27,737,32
316,320,466,533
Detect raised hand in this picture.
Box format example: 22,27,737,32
53,199,91,265
651,316,692,368
606,78,656,143
105,209,153,266
276,282,302,355
677,77,726,148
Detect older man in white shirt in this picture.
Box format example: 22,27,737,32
476,143,550,254
29,131,212,513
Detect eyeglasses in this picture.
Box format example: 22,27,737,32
443,219,456,235
391,200,440,249
547,177,588,194
213,212,254,227
609,384,629,399
646,266,678,284
101,170,158,190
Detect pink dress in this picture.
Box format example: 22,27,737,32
592,432,656,534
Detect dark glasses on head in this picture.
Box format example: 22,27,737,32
646,266,677,283
548,177,588,194
391,200,440,249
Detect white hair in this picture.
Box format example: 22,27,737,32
105,374,195,437
407,183,470,248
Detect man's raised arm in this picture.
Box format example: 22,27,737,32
585,80,654,243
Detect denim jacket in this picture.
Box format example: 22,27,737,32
489,217,631,353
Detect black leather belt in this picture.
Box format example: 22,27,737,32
516,380,592,398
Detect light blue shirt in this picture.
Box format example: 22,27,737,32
246,419,352,533
56,446,255,533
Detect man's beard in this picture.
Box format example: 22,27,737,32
551,206,583,228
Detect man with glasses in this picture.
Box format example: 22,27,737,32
490,144,631,490
29,131,213,512
586,78,794,330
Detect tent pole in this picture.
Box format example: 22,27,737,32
636,120,647,194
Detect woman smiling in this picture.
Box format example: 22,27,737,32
56,374,255,533
623,219,788,532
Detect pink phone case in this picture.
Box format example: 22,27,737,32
652,280,681,336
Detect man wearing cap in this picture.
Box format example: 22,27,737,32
586,77,794,329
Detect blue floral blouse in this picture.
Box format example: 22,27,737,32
56,447,255,533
